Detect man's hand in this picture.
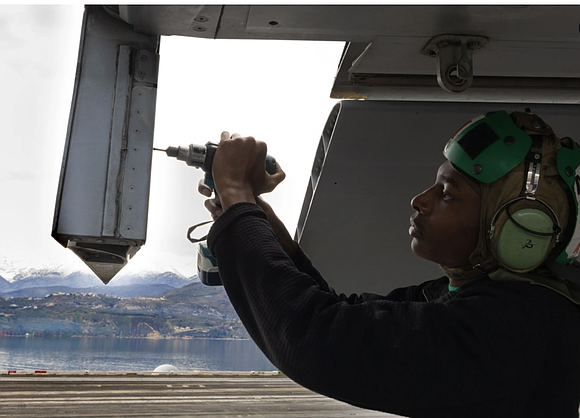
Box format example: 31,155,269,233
198,180,223,220
212,132,286,210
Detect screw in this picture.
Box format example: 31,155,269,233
504,136,515,145
194,16,208,22
139,55,147,61
138,70,146,78
193,26,206,32
472,164,483,175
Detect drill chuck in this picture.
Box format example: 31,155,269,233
164,144,207,168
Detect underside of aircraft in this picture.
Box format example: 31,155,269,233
52,5,580,294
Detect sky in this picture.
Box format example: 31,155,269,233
0,5,344,280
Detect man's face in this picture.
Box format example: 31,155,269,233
409,161,481,268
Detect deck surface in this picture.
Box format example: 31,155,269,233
0,374,399,417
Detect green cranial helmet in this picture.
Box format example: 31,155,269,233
443,111,532,184
443,110,580,285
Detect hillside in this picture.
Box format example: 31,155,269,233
0,282,248,339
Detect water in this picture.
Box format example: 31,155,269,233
0,337,276,372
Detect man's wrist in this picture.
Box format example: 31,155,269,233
218,187,256,210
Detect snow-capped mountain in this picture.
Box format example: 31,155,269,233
0,263,199,299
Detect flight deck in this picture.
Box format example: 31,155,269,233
0,373,396,417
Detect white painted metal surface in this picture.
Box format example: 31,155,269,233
52,6,160,283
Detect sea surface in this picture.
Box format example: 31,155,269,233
0,337,276,372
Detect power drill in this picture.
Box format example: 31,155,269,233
154,142,277,286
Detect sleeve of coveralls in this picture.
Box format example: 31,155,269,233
207,202,552,417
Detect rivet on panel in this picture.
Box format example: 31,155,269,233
472,164,483,175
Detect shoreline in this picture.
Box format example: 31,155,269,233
0,334,251,341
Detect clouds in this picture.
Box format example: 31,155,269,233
0,5,85,277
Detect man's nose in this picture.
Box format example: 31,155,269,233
411,189,431,215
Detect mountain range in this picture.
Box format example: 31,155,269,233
0,268,198,299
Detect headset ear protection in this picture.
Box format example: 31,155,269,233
489,197,561,272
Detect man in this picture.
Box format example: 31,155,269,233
199,110,580,417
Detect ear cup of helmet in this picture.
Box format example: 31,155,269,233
490,199,560,272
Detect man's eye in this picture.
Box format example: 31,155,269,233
442,189,453,200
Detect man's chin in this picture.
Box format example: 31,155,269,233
410,240,439,265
